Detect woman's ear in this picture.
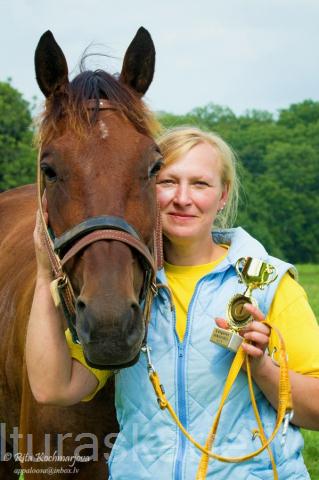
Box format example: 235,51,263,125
219,182,229,210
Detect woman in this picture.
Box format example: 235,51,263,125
27,127,319,479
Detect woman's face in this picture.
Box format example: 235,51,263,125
156,141,228,246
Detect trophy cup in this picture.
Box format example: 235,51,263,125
210,257,277,352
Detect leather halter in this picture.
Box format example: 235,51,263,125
37,98,162,345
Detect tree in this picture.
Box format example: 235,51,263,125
261,142,319,262
0,81,36,190
278,100,319,128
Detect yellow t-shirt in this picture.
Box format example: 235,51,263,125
267,273,319,377
165,251,228,341
66,251,319,398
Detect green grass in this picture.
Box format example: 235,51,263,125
297,264,319,478
302,429,319,479
297,264,319,318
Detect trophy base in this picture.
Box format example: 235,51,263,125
210,327,243,352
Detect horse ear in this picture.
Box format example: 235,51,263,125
120,27,155,96
35,31,69,97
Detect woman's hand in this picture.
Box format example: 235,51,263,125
215,303,271,374
33,194,52,280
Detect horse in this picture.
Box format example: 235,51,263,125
0,27,161,479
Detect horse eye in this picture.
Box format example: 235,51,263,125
41,164,57,182
149,160,163,178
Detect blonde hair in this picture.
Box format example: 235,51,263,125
157,126,239,228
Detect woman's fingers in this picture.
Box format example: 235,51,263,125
42,190,48,213
241,342,265,358
215,304,271,372
33,209,52,276
34,210,47,247
242,303,264,322
214,317,228,329
241,304,271,371
243,330,269,348
242,320,270,337
241,305,270,341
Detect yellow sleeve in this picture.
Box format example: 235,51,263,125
267,272,319,377
65,329,113,401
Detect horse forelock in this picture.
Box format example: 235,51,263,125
35,68,160,148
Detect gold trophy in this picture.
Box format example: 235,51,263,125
210,257,277,352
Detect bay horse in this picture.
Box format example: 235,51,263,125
0,28,161,479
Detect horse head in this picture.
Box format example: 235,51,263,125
34,29,162,369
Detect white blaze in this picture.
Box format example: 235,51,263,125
99,121,109,139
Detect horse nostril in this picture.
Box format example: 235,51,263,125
76,298,86,313
125,302,143,341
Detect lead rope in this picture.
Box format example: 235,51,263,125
145,320,292,479
154,203,164,270
195,322,289,479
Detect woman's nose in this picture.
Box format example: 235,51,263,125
173,184,191,206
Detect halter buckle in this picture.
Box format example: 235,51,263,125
151,282,158,296
49,274,68,307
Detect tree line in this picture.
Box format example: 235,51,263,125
0,81,35,191
1,80,318,263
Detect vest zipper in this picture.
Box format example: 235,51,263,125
173,283,202,480
175,339,186,480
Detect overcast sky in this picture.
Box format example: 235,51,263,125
1,0,319,115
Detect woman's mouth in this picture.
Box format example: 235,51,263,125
168,212,196,220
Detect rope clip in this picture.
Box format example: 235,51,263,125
281,410,294,446
141,343,155,375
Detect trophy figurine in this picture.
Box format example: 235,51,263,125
210,257,277,352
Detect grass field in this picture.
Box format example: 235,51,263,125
297,264,319,317
18,265,319,480
297,264,319,478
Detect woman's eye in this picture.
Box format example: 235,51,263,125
194,181,209,187
41,164,58,182
157,179,175,185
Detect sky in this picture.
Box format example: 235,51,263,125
1,0,319,116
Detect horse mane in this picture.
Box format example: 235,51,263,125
36,66,160,147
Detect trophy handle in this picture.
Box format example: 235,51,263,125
235,257,246,284
263,264,278,286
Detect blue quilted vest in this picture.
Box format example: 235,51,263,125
108,228,310,479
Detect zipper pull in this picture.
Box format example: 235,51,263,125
178,344,184,358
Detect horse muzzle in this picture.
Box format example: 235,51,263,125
76,298,145,370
